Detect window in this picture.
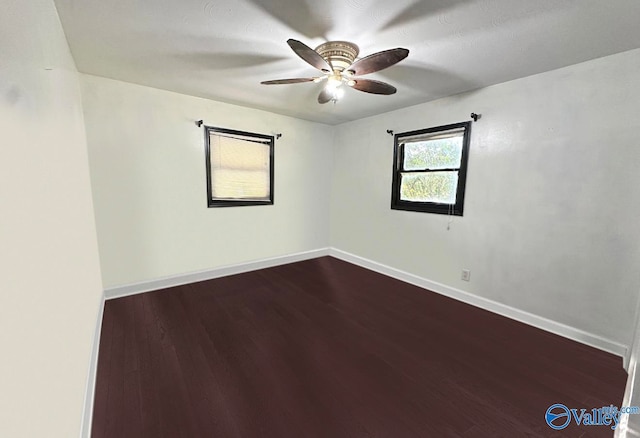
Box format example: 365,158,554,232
391,121,471,215
204,126,274,207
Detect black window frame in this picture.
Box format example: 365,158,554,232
204,125,275,208
391,121,471,216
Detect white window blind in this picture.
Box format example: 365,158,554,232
209,133,270,200
399,127,466,145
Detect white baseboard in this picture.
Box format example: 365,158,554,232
80,294,105,438
102,246,627,360
329,248,628,360
104,248,331,300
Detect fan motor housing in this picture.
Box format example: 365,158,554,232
315,41,359,72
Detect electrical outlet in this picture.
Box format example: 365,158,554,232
461,269,471,281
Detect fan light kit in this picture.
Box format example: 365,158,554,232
261,39,409,104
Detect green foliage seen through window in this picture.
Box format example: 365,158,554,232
401,137,462,202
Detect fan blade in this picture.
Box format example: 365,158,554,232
346,48,409,76
287,39,332,72
318,88,333,104
351,79,397,95
261,78,315,85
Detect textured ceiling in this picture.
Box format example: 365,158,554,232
54,0,640,125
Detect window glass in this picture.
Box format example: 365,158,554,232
205,127,274,207
400,171,459,204
402,135,463,170
210,136,270,199
391,122,471,215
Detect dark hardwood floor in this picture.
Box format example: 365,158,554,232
92,257,627,437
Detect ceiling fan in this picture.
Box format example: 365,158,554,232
261,39,409,104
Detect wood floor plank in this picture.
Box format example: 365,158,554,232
92,257,627,437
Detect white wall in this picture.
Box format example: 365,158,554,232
80,75,333,288
616,298,640,436
0,1,104,437
331,48,640,351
